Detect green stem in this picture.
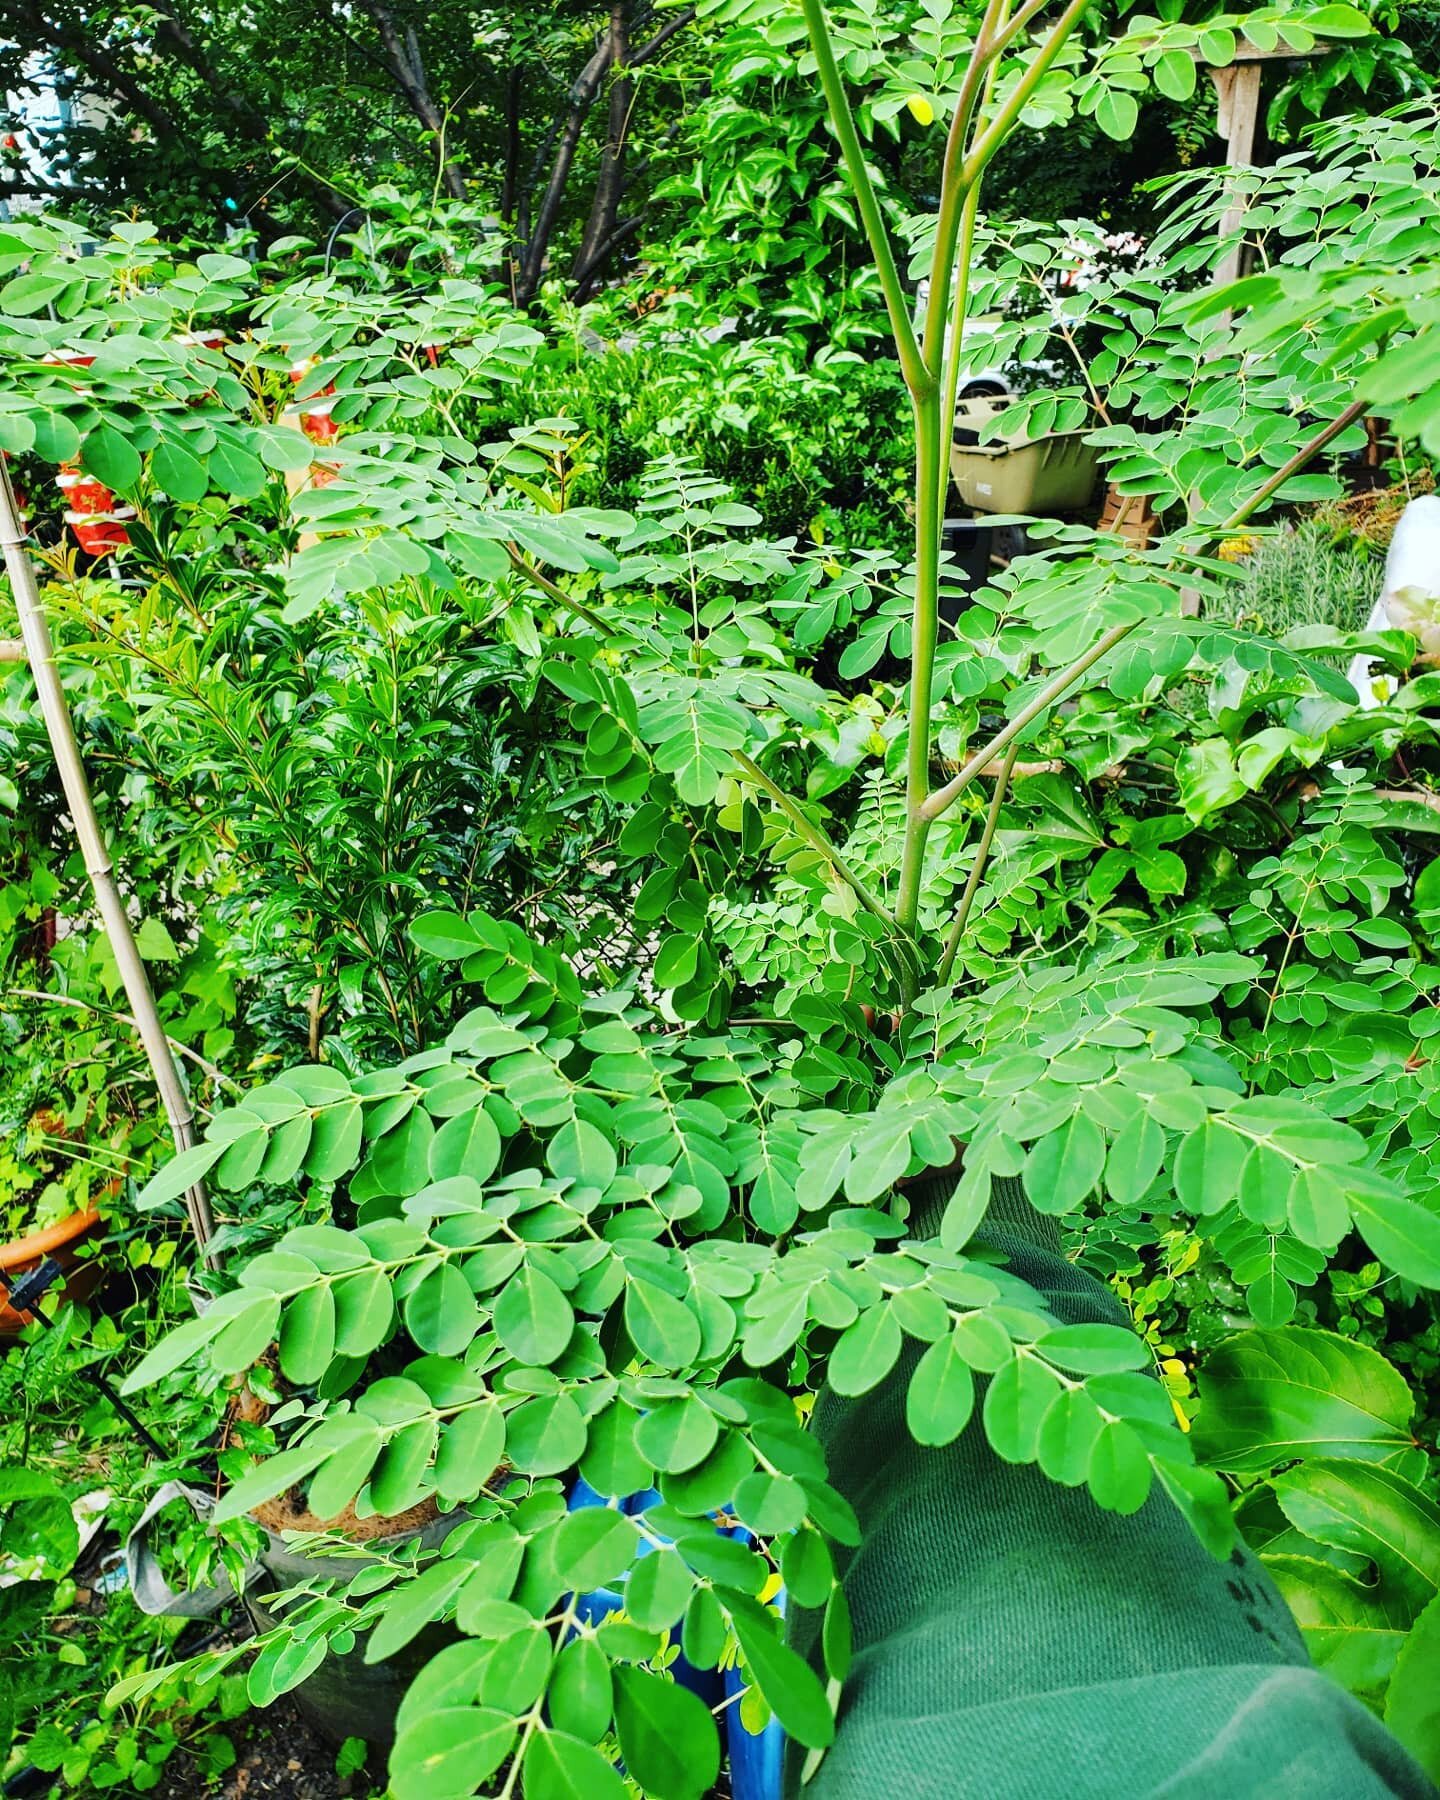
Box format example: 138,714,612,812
961,0,1088,186
936,737,1020,985
922,620,1131,823
733,749,899,931
921,0,1005,378
896,394,943,953
799,0,929,396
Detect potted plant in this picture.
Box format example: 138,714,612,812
10,7,1434,1795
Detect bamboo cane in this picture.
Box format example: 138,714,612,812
0,462,217,1267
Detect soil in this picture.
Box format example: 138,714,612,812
151,1695,383,1800
249,1489,441,1543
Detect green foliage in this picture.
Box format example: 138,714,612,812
5,5,1440,1794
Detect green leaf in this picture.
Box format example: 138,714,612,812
548,1117,617,1189
1036,1388,1104,1487
905,1331,975,1446
1266,1555,1410,1703
982,1354,1059,1463
434,1401,505,1502
135,916,179,960
369,1417,439,1516
1105,1110,1165,1206
626,1547,695,1631
82,425,142,494
634,1396,719,1474
613,1667,720,1800
1385,1591,1440,1780
626,1279,701,1368
1086,1419,1152,1515
365,1561,470,1664
369,1109,435,1197
1023,1112,1105,1213
206,435,267,497
213,1441,331,1524
1348,1186,1440,1287
828,1305,902,1397
1272,1460,1440,1615
781,1529,834,1608
1192,1329,1415,1473
730,1598,835,1750
734,1470,808,1535
405,1261,480,1356
333,1266,394,1357
581,1400,654,1498
135,1139,226,1212
506,1391,587,1474
151,438,208,503
306,1417,383,1519
429,1104,501,1184
389,1707,515,1800
494,1262,574,1365
410,912,482,959
553,1503,640,1592
1035,1323,1148,1375
523,1729,628,1800
1153,48,1197,100
119,1305,228,1393
548,1640,614,1745
1286,1165,1351,1251
306,1100,364,1182
278,1281,336,1385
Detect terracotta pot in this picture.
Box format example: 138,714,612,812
0,1207,104,1335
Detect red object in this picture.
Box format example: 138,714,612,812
423,344,441,369
57,467,116,515
67,507,134,555
300,402,340,445
42,350,96,370
308,461,340,489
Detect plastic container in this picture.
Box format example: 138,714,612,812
950,392,1099,515
67,508,134,555
0,1207,104,1335
244,1510,463,1747
56,468,115,514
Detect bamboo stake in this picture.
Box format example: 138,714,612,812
0,463,217,1267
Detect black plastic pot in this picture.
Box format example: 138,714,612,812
244,1513,461,1747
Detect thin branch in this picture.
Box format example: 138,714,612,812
922,397,1371,827
733,750,900,931
505,546,612,635
936,737,1020,985
961,0,1088,185
6,989,242,1096
360,0,468,200
630,6,698,65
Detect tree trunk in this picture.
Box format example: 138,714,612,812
361,0,468,200
572,2,633,297
515,31,616,305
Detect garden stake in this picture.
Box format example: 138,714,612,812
0,462,218,1268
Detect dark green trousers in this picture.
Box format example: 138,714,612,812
787,1185,1436,1798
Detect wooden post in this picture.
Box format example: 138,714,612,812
1208,59,1263,291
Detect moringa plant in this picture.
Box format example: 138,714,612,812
12,5,1440,1799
